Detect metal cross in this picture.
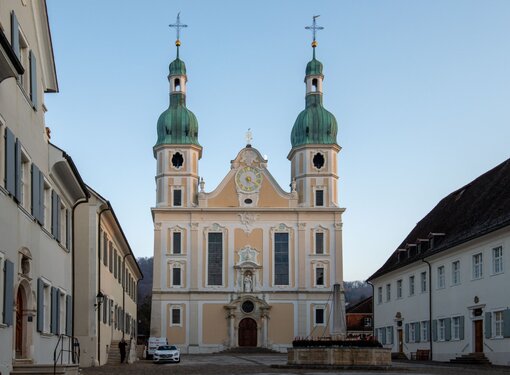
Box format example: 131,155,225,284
305,15,324,43
169,12,188,41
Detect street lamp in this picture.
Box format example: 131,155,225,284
94,291,105,310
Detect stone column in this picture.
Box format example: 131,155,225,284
227,308,236,347
331,283,346,339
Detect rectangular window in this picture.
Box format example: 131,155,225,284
109,242,113,272
409,275,415,296
274,232,289,285
171,307,181,325
377,287,382,304
437,266,445,289
438,319,445,341
20,151,30,210
173,189,182,207
315,267,324,286
59,291,66,334
172,267,181,286
315,232,324,254
315,190,324,207
386,327,393,345
473,253,483,279
452,261,460,285
173,232,181,254
493,246,503,274
0,253,4,321
114,251,118,279
410,323,416,342
43,283,51,333
207,232,223,286
397,279,402,299
494,311,503,337
103,233,108,267
315,307,324,325
420,271,427,293
386,283,391,302
452,316,460,340
421,321,429,342
364,317,372,327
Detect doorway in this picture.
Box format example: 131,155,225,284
238,318,257,347
398,329,403,352
16,288,24,358
474,320,483,353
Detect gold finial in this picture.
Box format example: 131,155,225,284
175,40,181,47
312,40,318,48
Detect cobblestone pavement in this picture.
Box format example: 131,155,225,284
80,354,510,375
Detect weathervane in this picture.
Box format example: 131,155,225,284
169,12,188,50
305,15,324,48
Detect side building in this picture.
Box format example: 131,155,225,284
0,1,88,374
368,158,510,365
74,187,143,366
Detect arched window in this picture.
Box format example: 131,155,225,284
312,78,318,92
174,78,181,91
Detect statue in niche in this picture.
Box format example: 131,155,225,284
244,273,253,293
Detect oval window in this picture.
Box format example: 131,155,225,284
244,199,253,204
242,301,255,313
313,153,325,169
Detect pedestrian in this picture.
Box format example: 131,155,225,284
118,338,127,364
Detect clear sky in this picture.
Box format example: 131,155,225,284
45,1,510,281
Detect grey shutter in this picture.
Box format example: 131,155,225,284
405,323,409,343
3,260,14,325
38,171,44,225
65,295,72,336
11,12,20,58
5,127,16,195
29,50,37,109
51,191,58,237
51,287,57,334
485,312,492,339
37,278,44,332
445,318,451,341
459,316,465,340
503,309,510,338
415,322,421,342
56,195,61,241
31,164,39,219
381,328,386,344
432,320,438,341
65,210,70,249
389,326,394,344
14,139,22,202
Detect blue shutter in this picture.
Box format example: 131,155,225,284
31,164,39,219
14,139,22,202
459,316,465,340
56,195,61,241
405,323,409,343
66,295,72,336
65,210,70,249
415,322,421,343
5,127,16,196
432,320,438,341
51,287,57,334
502,309,510,338
485,312,492,339
11,12,20,59
445,318,451,341
3,260,14,325
381,328,386,344
29,50,37,109
37,278,44,332
51,191,57,237
38,171,44,225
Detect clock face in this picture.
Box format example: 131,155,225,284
236,166,262,193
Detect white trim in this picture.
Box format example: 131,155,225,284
271,224,291,287
169,305,183,327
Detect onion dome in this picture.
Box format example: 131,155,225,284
305,57,323,76
169,57,186,76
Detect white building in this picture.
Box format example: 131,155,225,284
368,158,510,365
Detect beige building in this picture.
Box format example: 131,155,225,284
0,1,88,374
74,187,143,366
150,30,346,352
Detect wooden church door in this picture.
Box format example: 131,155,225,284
238,318,257,347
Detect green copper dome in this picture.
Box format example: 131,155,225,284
169,57,186,76
306,58,323,76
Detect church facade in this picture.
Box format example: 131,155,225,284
150,28,345,353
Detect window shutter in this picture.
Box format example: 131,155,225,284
432,320,438,342
14,139,22,202
485,312,492,339
56,291,61,334
37,278,44,332
445,318,451,341
56,195,61,241
31,164,39,219
29,50,37,109
459,316,465,340
3,260,14,325
11,12,20,59
65,294,72,336
502,309,510,338
38,172,44,225
389,326,394,344
381,328,386,344
51,191,57,237
66,209,71,249
5,127,16,196
405,323,409,343
415,322,421,343
51,287,58,334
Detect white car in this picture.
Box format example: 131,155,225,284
153,345,180,364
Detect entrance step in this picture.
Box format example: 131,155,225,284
219,347,281,354
450,353,492,365
391,352,408,360
11,364,79,374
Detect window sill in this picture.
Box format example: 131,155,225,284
16,80,36,111
40,332,54,338
0,323,6,329
490,272,504,277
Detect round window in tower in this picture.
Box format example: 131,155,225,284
313,153,325,169
171,152,184,169
242,300,255,314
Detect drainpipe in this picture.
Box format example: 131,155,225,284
72,197,88,358
97,206,110,365
122,253,135,340
366,281,375,338
422,258,433,360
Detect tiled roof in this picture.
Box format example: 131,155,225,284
346,296,373,314
368,157,510,281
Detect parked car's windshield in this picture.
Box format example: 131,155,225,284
157,345,177,351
